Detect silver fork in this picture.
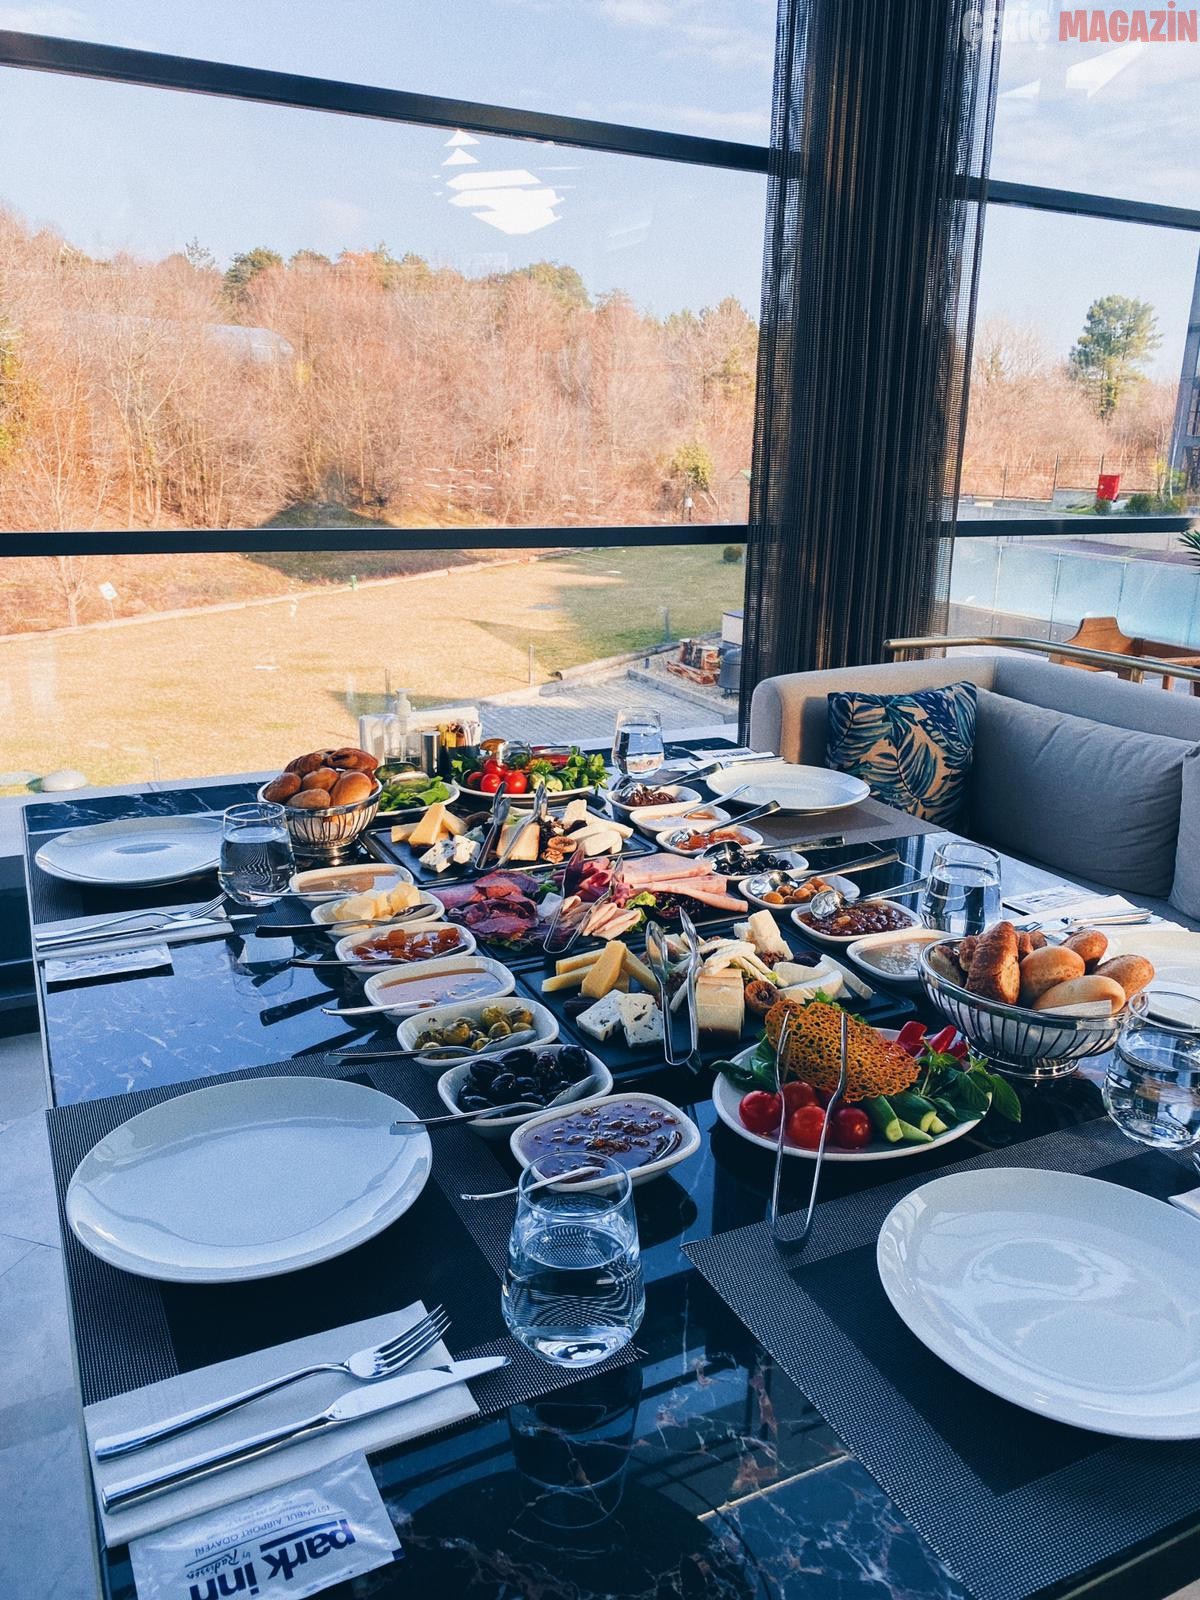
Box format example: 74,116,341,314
769,1009,848,1257
91,1305,450,1460
36,893,228,949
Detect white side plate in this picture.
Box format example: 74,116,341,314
66,1077,431,1283
877,1168,1200,1438
706,760,870,814
37,815,222,887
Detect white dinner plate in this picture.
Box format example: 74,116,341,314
877,1168,1200,1438
36,815,223,888
711,1033,984,1162
66,1077,431,1283
706,760,870,814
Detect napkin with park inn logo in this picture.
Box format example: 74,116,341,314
86,1302,478,1545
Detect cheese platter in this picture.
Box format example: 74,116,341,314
516,912,914,1076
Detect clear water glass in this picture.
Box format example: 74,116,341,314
611,706,664,781
503,1153,644,1367
919,840,1002,936
218,802,294,908
1104,990,1200,1152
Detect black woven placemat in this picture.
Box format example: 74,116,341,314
46,1052,631,1429
684,1119,1200,1600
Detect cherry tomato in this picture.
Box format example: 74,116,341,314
464,769,484,789
786,1104,826,1149
830,1106,872,1150
481,758,505,776
895,1021,928,1057
782,1080,817,1113
502,771,530,795
478,771,505,795
739,1091,783,1136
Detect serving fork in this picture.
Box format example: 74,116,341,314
92,1304,451,1461
769,1008,848,1257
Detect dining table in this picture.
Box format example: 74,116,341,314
21,737,1200,1600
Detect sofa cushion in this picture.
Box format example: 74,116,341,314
971,690,1194,898
1171,747,1200,921
826,682,977,827
993,655,1200,743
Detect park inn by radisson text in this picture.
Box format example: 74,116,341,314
1059,5,1198,39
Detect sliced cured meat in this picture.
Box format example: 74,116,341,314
621,854,713,887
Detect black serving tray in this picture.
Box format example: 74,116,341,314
363,810,654,887
515,919,914,1078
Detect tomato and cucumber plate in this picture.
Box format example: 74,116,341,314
711,1009,1021,1163
455,745,609,805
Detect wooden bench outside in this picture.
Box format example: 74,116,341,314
1053,616,1200,695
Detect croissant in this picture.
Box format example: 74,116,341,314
966,921,1020,1005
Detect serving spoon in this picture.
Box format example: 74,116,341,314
390,1072,602,1130
805,876,931,920
331,1027,538,1063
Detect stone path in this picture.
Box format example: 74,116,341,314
443,669,737,745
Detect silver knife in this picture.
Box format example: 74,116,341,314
101,1355,507,1513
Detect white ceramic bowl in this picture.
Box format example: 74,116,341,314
790,899,921,947
509,1091,701,1187
397,995,559,1070
362,953,512,1015
313,890,445,940
332,914,467,968
660,824,764,859
629,801,729,836
846,927,948,992
289,864,414,904
607,783,701,821
436,1048,613,1141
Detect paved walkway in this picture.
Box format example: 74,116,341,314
441,669,738,745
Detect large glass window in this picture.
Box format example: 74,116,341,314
961,205,1199,516
11,0,775,142
0,70,764,538
991,4,1200,210
0,546,744,791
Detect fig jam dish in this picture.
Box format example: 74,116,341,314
520,1099,683,1172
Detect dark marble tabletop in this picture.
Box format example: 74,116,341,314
24,777,1200,1600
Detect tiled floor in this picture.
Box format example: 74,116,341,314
3,1029,1200,1600
0,1033,99,1600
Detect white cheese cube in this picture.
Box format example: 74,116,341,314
619,992,663,1048
576,991,626,1042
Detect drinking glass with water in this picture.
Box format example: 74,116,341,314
503,1153,644,1367
1105,990,1200,1155
611,706,664,781
919,841,1001,937
219,802,294,908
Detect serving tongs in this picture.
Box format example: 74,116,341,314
770,1007,848,1258
645,914,701,1073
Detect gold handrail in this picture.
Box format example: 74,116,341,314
883,634,1200,684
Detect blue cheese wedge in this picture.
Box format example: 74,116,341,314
576,991,626,1042
619,992,663,1048
419,836,477,872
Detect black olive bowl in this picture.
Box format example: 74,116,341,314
435,1045,614,1142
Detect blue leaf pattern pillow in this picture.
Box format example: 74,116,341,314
825,682,977,826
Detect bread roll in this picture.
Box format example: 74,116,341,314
966,921,1020,1004
1095,954,1155,999
286,750,332,777
329,747,380,773
288,788,331,810
1063,929,1107,970
300,766,340,793
329,771,374,807
1018,945,1085,1007
1032,974,1125,1015
262,772,301,804
1016,929,1047,959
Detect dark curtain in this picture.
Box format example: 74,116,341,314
739,0,1002,728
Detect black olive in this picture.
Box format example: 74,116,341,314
557,1045,587,1074
563,998,590,1018
469,1059,496,1085
514,1077,538,1096
458,1093,490,1112
502,1048,537,1075
491,1072,516,1097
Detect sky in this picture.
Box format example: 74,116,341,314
0,0,1195,372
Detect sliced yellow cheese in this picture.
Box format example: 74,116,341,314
622,949,658,993
499,819,541,862
542,969,588,993
554,950,603,976
409,803,449,847
580,940,626,1000
442,810,467,837
695,969,745,1040
390,821,417,843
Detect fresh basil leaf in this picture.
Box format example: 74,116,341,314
946,1072,991,1118
981,1069,1022,1122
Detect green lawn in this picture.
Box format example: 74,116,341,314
0,545,746,790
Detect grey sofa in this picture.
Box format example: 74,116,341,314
749,653,1200,929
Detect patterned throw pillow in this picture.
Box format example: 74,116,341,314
825,682,978,826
